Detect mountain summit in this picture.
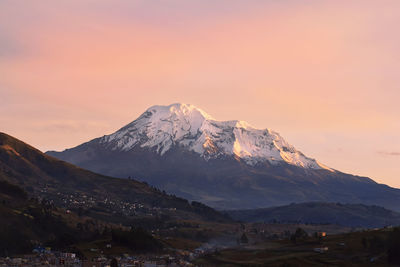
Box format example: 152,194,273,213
47,104,400,211
101,103,331,170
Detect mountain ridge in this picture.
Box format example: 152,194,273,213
46,104,400,211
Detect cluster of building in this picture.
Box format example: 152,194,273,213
42,191,178,218
80,253,196,267
0,251,80,267
0,254,198,267
0,246,210,267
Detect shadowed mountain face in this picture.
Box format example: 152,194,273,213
46,104,400,211
0,132,228,222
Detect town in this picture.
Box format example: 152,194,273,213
0,245,214,267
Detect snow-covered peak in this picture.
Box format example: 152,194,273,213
147,103,215,121
101,103,332,171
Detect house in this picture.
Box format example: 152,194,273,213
317,232,327,238
313,247,329,253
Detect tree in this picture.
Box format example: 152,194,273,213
111,227,162,251
362,237,367,249
290,228,308,244
77,207,84,217
388,227,400,264
240,233,248,244
110,258,118,267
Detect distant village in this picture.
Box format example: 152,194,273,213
39,186,178,219
0,247,206,267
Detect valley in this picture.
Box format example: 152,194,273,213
1,131,400,266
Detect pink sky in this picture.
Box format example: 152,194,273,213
1,1,399,187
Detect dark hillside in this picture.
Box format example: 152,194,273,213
0,132,230,223
227,202,400,228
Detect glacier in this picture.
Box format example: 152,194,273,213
100,103,333,171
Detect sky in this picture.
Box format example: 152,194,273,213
1,0,399,188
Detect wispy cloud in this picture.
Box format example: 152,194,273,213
377,151,400,156
34,120,111,133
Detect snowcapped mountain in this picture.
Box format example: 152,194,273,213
100,103,331,170
47,103,400,211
